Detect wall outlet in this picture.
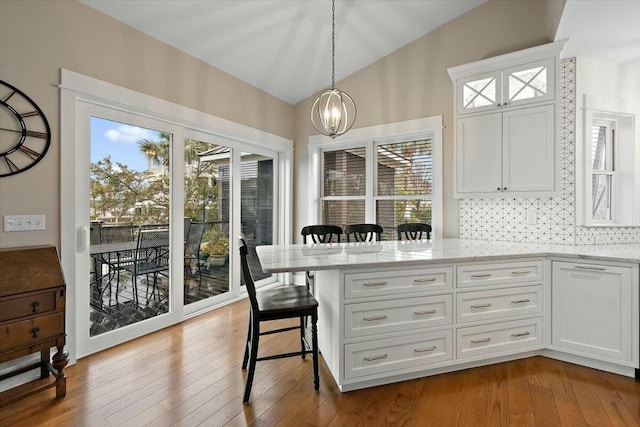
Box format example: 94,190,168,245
526,209,537,225
3,215,46,232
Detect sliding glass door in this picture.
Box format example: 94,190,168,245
78,102,182,356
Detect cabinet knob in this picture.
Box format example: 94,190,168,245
497,187,501,191
31,301,40,313
31,327,40,338
497,103,502,107
503,187,507,191
503,102,508,106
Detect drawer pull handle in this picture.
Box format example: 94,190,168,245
31,327,40,338
364,354,388,362
31,301,40,313
414,346,437,353
470,303,491,309
574,265,606,271
363,315,388,322
414,309,436,316
511,270,531,275
471,273,492,278
471,337,491,344
511,299,531,304
511,332,531,338
414,278,437,283
363,281,388,287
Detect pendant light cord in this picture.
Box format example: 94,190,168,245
331,0,336,88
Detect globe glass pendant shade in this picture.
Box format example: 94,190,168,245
311,87,357,138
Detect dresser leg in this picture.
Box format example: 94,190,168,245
52,345,69,398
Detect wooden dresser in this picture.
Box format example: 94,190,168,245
0,246,68,405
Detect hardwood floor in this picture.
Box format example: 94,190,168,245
2,299,639,426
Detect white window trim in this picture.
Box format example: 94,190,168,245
308,116,443,239
60,69,292,363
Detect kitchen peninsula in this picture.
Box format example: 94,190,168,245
256,239,640,391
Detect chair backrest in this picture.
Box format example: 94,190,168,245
238,236,259,312
136,228,170,266
101,224,134,244
184,217,193,240
185,222,205,257
89,221,102,245
345,224,383,242
301,225,343,244
397,223,432,240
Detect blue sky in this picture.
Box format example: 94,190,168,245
90,117,163,172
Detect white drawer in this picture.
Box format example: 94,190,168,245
456,317,543,359
344,267,453,299
457,261,543,289
345,329,453,379
345,295,453,338
456,285,543,324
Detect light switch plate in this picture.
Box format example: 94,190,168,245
3,215,46,231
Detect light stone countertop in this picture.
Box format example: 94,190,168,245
256,239,640,273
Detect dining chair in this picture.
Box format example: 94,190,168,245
238,235,319,403
301,224,343,293
345,223,383,242
397,223,432,240
122,228,170,306
184,222,205,286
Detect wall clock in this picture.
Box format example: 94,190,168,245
0,80,51,177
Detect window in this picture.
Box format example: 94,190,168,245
582,109,637,226
310,117,442,240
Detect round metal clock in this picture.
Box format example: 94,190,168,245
0,80,51,177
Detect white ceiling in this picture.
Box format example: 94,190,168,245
80,0,486,104
556,0,640,65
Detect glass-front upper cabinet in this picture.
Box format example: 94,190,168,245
455,58,556,115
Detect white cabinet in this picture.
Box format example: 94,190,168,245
456,105,555,195
551,261,638,365
449,40,566,198
457,58,555,115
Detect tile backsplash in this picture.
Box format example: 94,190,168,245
459,58,640,245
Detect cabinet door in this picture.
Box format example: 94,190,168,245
457,70,502,114
552,261,633,364
503,58,555,108
456,113,502,194
502,104,555,192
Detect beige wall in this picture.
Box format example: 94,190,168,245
0,0,565,249
293,0,557,239
0,0,293,249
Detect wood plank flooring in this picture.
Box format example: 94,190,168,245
2,299,639,426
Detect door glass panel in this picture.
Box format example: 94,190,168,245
462,77,496,109
240,152,274,282
508,66,547,102
184,139,230,304
89,117,171,337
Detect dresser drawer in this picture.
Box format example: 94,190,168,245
456,285,543,324
456,317,543,359
345,295,452,338
344,267,453,299
0,312,64,351
457,261,543,289
345,329,453,379
0,288,60,322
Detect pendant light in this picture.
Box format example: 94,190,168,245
311,0,357,139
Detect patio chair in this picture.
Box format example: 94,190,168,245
99,224,135,305
396,223,432,240
184,222,205,286
239,235,319,403
122,228,170,306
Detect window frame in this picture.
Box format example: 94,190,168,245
308,116,443,239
